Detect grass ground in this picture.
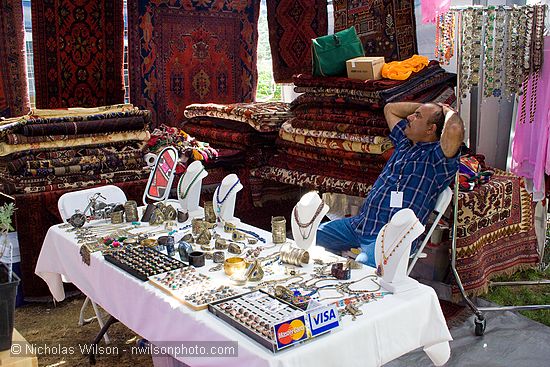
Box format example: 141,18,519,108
484,236,550,327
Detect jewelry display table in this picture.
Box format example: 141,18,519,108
35,212,451,367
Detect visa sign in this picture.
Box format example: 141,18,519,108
307,304,340,337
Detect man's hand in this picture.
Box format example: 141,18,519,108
383,102,422,131
437,103,464,158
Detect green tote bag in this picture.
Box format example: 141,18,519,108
311,26,365,77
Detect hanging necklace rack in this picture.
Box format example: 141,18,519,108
446,4,550,336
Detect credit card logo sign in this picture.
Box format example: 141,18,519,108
274,316,308,349
307,305,339,337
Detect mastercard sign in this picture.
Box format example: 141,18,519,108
274,316,309,350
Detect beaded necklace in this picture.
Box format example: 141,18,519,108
293,201,325,240
178,167,205,199
215,179,241,214
376,220,419,277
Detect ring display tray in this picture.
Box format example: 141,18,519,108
149,268,243,310
104,246,185,281
208,290,305,353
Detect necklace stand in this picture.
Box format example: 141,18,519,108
375,209,424,293
178,161,208,219
291,192,329,251
214,174,243,225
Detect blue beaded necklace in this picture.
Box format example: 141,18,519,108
215,179,241,213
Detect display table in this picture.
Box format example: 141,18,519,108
13,179,147,298
0,329,38,367
35,214,451,367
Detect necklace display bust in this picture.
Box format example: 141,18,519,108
178,160,208,219
291,191,329,250
213,173,243,225
375,208,424,293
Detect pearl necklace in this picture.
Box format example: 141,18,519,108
178,167,205,199
376,220,419,277
293,200,325,240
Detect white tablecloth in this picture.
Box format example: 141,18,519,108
35,219,452,367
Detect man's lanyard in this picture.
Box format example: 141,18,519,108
391,146,421,207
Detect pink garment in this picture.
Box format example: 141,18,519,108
511,37,550,201
421,0,451,24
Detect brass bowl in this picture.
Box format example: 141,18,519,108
224,257,246,276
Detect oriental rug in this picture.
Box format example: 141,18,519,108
0,0,30,118
31,0,125,108
452,170,539,299
128,0,260,127
266,0,328,82
333,0,417,61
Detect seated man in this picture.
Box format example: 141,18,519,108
316,101,464,266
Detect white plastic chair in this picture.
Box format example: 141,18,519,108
58,185,127,344
407,187,453,275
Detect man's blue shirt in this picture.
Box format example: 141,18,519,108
350,119,459,236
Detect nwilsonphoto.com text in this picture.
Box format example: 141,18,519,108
10,341,239,358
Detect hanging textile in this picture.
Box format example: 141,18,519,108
31,0,125,109
511,37,550,201
128,0,260,128
333,0,418,61
421,0,450,24
0,0,30,118
266,0,328,83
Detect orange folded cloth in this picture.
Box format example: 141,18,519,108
381,55,430,80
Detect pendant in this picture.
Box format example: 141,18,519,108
376,264,383,277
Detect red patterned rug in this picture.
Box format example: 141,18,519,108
267,0,328,83
452,170,540,300
333,0,417,61
31,0,125,109
0,0,30,117
128,1,260,128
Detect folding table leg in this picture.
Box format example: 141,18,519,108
88,316,119,365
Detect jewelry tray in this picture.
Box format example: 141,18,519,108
208,290,304,353
149,268,243,310
104,246,186,281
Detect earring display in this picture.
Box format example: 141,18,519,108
103,246,185,281
209,290,304,352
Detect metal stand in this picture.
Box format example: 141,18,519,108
450,5,550,337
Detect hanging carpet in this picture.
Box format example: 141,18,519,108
128,0,260,128
0,0,30,118
333,0,417,61
31,0,125,109
266,0,328,83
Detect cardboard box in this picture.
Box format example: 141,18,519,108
346,56,385,81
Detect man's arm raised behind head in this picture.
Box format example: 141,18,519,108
383,102,422,131
439,105,465,158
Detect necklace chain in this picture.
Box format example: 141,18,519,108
380,220,419,265
293,201,325,240
216,179,241,205
178,168,205,199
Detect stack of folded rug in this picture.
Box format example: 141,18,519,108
0,104,151,194
252,61,456,197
